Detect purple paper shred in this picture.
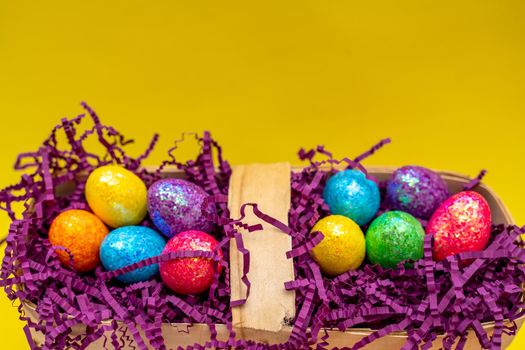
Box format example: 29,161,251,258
0,104,241,350
1,105,524,350
463,169,488,191
286,145,525,350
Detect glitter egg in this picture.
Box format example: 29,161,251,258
147,178,216,238
48,209,109,272
427,191,491,261
310,215,366,276
85,165,148,228
159,230,222,295
99,226,166,284
366,211,425,268
386,166,449,219
323,169,380,226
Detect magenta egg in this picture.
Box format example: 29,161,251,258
159,230,222,295
426,191,491,261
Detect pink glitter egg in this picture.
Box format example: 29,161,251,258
426,191,491,261
160,230,222,295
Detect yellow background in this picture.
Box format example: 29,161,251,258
1,1,524,348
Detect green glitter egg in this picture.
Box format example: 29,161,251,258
365,211,425,268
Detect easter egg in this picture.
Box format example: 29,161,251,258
323,169,380,226
366,211,425,268
48,209,109,272
160,230,222,295
85,165,148,228
100,226,166,284
147,178,216,238
427,191,491,261
310,215,366,276
386,166,449,219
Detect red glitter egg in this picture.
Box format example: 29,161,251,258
48,209,109,272
160,230,222,295
426,191,491,261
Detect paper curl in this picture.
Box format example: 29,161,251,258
286,144,525,350
1,105,523,350
0,104,236,350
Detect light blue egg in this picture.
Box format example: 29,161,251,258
100,226,166,284
323,169,380,226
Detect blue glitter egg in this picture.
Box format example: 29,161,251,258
323,169,380,226
100,226,166,284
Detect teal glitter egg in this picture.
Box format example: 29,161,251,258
100,226,166,284
323,169,380,226
365,211,425,268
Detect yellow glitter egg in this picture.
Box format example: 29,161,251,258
85,165,148,228
310,215,366,276
49,209,109,272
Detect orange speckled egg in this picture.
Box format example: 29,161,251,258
85,165,148,228
48,209,109,272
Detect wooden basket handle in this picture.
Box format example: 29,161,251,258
228,163,295,337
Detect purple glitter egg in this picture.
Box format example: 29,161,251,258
386,166,449,219
147,178,216,238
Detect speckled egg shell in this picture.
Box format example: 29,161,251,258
49,209,109,272
323,169,380,226
386,166,449,219
85,165,148,228
310,215,366,276
159,230,222,295
427,191,491,261
366,211,425,268
100,226,166,284
147,178,216,238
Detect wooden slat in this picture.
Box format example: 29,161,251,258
228,163,295,335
